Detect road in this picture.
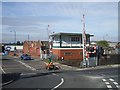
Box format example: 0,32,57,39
1,55,46,74
1,55,119,89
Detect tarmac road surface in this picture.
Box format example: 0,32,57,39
1,55,119,89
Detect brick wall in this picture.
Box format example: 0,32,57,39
23,41,41,57
52,48,83,61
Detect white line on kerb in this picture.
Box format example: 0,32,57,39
16,60,36,71
0,65,6,74
51,78,64,90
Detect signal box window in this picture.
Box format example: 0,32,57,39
71,37,80,42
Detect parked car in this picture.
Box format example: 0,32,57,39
20,54,32,60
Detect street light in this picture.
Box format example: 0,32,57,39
47,25,50,42
10,30,16,49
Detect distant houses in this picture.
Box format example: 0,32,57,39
2,41,49,58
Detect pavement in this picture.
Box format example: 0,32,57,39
43,59,120,71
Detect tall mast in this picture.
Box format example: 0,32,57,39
82,14,87,67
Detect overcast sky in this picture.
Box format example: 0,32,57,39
1,1,118,43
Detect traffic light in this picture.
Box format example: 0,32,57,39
89,47,94,52
2,45,5,53
41,46,46,51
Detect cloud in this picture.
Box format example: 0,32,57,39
2,2,118,42
2,0,119,2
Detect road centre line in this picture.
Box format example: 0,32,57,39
0,65,6,74
51,78,64,90
15,60,36,71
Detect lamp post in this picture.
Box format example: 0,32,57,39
47,25,50,42
10,30,16,49
46,25,50,59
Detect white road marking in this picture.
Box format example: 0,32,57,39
62,68,69,70
102,79,107,82
52,73,59,76
15,60,36,71
102,78,118,89
0,65,6,74
109,79,114,82
52,73,57,76
21,73,36,76
106,85,112,88
116,85,119,88
52,73,56,75
105,82,110,85
0,80,13,86
51,78,64,90
113,82,118,85
108,89,113,90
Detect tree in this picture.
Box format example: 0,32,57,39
97,40,109,47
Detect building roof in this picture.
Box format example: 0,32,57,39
50,32,94,37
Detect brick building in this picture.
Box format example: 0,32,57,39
50,32,93,61
23,41,41,57
23,40,49,58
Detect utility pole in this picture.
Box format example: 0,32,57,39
82,14,87,67
47,25,50,42
10,30,16,56
46,25,50,59
10,30,16,49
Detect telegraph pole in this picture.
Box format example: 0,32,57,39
10,30,16,50
47,25,50,42
82,14,87,67
46,25,50,59
10,30,16,56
